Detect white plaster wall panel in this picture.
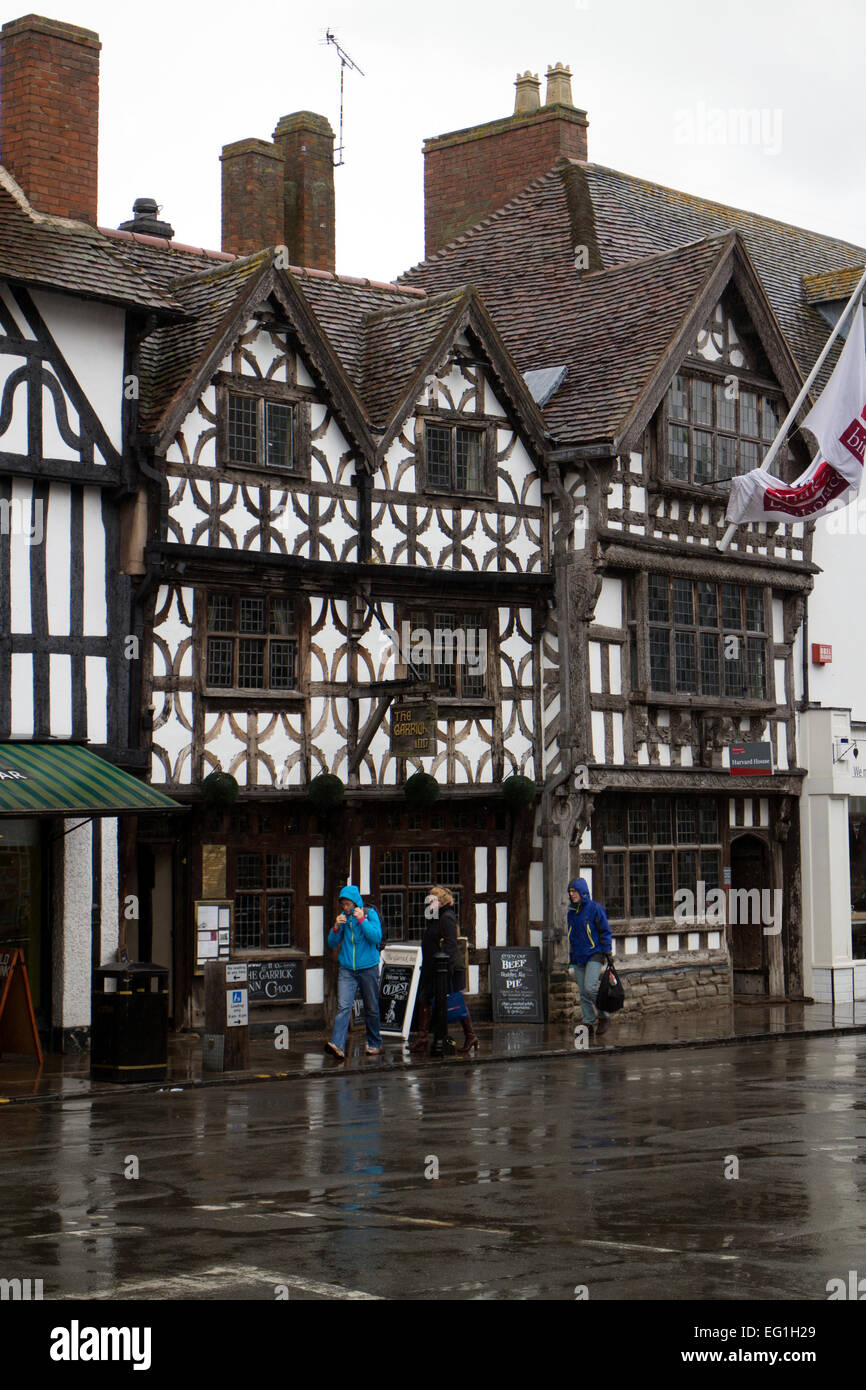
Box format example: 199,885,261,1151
475,847,488,892
319,496,358,561
495,847,508,893
10,653,33,737
681,746,694,767
383,435,418,493
631,486,646,513
167,476,210,545
310,599,349,682
460,514,491,569
151,690,193,784
503,523,537,571
449,721,495,783
759,798,769,826
612,713,624,764
0,364,28,454
82,489,107,636
256,713,304,788
218,482,261,550
58,818,93,1029
501,701,535,776
309,846,325,897
589,642,603,692
475,901,488,949
596,577,622,628
273,489,309,555
371,504,408,565
32,290,125,452
296,358,314,388
774,657,786,706
625,937,639,954
434,363,475,409
775,722,789,771
496,901,507,946
744,799,753,827
608,482,624,510
609,644,622,695
416,507,452,566
41,379,80,461
530,862,544,920
591,710,606,761
204,712,249,785
9,478,32,633
306,968,324,1005
647,935,660,952
484,371,506,416
152,586,193,681
666,934,680,951
308,907,324,957
49,654,72,737
45,483,71,635
357,604,397,682
310,697,349,774
637,743,650,764
85,656,108,744
100,818,120,961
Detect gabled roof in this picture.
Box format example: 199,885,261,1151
402,158,866,445
0,174,179,313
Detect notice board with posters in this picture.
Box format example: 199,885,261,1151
377,943,422,1038
490,946,544,1023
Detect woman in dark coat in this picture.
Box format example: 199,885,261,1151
409,885,478,1053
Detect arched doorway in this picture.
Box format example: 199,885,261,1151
730,833,774,996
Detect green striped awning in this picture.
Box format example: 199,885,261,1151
0,743,184,816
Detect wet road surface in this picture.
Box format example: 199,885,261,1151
1,1035,865,1301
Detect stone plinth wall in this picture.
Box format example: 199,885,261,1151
549,950,733,1021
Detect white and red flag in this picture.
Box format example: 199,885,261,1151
726,303,866,525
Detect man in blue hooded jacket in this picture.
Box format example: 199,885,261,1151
326,885,383,1060
567,877,613,1037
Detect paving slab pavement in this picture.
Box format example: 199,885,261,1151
2,999,866,1105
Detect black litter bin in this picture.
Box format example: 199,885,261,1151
90,962,169,1083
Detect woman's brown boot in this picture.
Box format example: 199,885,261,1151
409,1005,432,1052
458,1015,479,1053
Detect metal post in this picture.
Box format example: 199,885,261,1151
431,949,450,1057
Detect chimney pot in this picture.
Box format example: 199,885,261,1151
513,71,541,116
118,197,175,240
545,62,574,108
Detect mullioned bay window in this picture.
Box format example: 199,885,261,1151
664,371,785,485
598,797,722,922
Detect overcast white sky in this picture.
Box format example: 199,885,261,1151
48,0,866,280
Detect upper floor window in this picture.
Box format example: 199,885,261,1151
403,606,488,699
664,372,784,486
376,846,464,941
205,592,298,691
634,576,769,699
421,419,491,495
216,376,309,476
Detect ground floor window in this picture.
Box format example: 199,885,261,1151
376,847,464,940
231,849,294,949
0,819,42,1008
596,796,722,921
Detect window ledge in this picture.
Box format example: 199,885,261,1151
631,692,777,712
204,688,305,702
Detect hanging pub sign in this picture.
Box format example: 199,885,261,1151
378,943,422,1038
390,703,437,757
490,946,544,1024
729,742,774,776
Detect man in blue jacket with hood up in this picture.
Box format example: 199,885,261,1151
567,877,613,1037
326,885,383,1060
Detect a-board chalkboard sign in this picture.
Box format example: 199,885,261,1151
490,946,544,1023
246,960,304,1003
378,944,422,1038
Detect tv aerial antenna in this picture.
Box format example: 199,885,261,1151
324,29,365,167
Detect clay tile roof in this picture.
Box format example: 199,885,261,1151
0,184,179,312
802,265,864,304
291,271,429,393
137,251,272,433
402,159,866,444
360,288,468,429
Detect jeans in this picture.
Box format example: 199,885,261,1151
331,964,382,1051
573,956,609,1027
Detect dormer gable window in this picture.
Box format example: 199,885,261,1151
216,376,310,477
418,415,494,497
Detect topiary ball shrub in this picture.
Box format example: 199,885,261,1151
307,772,346,810
403,771,440,806
201,770,239,805
501,774,537,812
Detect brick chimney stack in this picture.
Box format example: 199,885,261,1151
0,14,100,224
423,63,587,258
221,111,336,271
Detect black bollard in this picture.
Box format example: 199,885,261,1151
431,949,450,1057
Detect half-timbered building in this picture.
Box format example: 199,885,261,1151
403,64,866,1011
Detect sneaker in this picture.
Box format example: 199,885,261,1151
325,1041,345,1060
365,1045,382,1056
595,1016,610,1038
